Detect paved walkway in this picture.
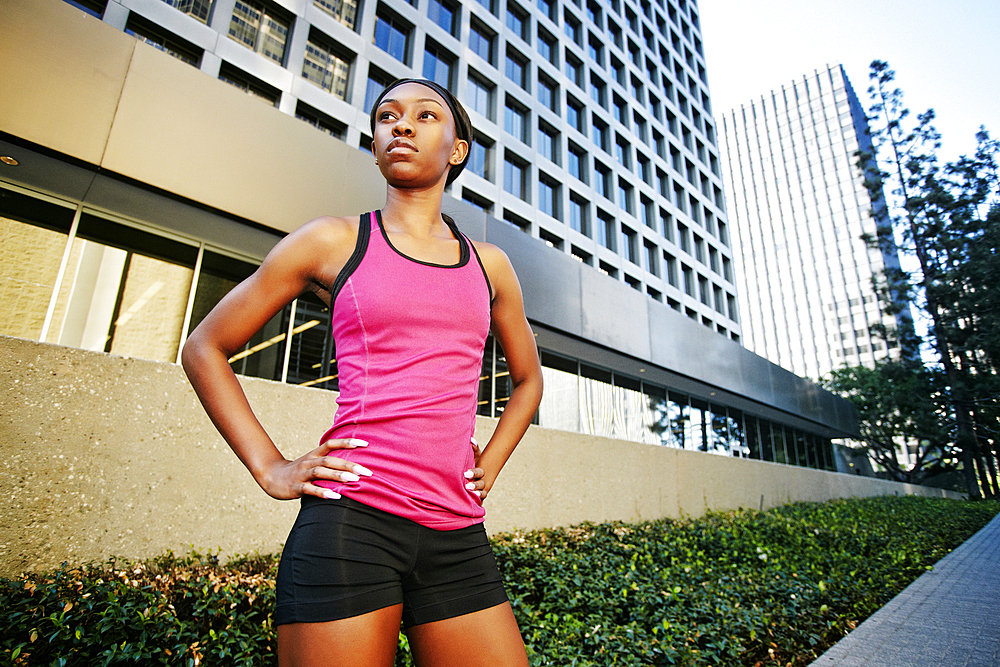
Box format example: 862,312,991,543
809,510,1000,667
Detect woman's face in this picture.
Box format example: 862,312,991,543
371,82,468,189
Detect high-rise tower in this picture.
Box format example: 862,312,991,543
720,64,907,381
65,0,741,337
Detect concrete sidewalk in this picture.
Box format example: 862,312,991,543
809,510,1000,667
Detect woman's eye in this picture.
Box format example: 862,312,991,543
420,111,436,119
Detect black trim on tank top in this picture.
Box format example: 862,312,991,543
375,210,469,269
467,240,495,303
329,213,372,309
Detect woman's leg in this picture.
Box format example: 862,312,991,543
405,601,528,667
277,603,404,667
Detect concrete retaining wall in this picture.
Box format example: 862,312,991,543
0,336,961,577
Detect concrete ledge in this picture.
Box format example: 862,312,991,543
0,336,961,577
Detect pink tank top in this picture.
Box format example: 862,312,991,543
315,211,492,529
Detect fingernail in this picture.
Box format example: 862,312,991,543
353,464,373,477
341,472,360,482
323,490,341,500
464,470,474,479
471,437,478,445
466,482,476,490
349,439,369,447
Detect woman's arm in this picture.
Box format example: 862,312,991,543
471,243,543,500
182,216,368,500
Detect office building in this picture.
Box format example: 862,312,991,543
1,0,858,472
719,65,908,381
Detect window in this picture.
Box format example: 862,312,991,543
373,6,412,63
677,222,690,253
538,122,560,164
538,122,559,163
427,0,458,35
538,28,558,64
637,155,651,186
566,96,585,132
537,75,558,113
539,227,564,249
569,193,589,234
612,95,627,126
537,0,556,20
610,56,625,86
586,0,602,27
564,53,583,87
618,179,634,215
314,0,359,29
462,188,494,212
296,101,347,139
126,14,203,66
595,161,612,199
567,143,587,183
229,0,290,64
644,239,659,276
589,73,606,107
597,210,616,251
698,275,710,306
693,234,705,263
591,118,608,152
563,11,582,45
303,32,352,100
539,174,560,220
614,134,630,168
469,137,494,180
466,73,495,120
504,153,529,201
506,1,529,41
469,19,496,65
663,251,677,286
364,66,394,112
504,98,530,143
639,196,654,228
620,225,638,264
218,62,280,106
588,32,604,67
422,40,455,88
472,0,496,14
572,245,593,265
682,264,694,297
160,0,211,22
505,48,529,89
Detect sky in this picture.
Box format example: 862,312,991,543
698,0,1000,163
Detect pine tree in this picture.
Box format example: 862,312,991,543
855,60,999,498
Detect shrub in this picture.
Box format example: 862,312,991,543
1,496,995,666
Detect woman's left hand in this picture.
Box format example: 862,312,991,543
464,437,488,501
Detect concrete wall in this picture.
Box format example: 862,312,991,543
0,336,960,577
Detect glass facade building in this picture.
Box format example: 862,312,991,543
719,65,909,381
0,0,859,475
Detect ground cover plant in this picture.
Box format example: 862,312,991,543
1,495,996,666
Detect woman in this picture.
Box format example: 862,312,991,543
182,79,542,666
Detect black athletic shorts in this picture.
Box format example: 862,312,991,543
275,496,509,628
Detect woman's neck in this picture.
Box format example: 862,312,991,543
382,185,447,236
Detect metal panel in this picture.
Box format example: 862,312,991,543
486,219,584,338
579,266,651,360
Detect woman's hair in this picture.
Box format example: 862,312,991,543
369,78,474,186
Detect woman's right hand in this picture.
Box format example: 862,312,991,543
261,438,372,500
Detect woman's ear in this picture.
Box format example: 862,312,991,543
450,139,470,166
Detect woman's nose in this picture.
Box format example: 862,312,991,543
392,118,414,135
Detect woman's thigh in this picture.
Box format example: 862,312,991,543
405,601,528,667
277,603,404,667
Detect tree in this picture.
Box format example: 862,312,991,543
853,60,1000,498
821,360,956,484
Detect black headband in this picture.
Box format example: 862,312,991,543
369,78,473,185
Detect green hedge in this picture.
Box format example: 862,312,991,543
1,496,996,666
